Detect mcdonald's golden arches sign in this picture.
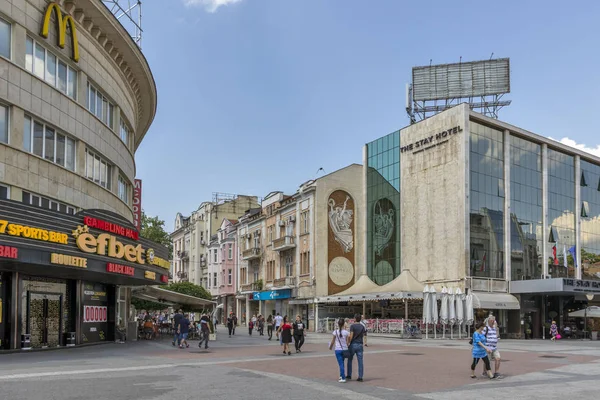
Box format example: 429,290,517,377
40,2,79,62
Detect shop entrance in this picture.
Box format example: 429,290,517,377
27,292,63,348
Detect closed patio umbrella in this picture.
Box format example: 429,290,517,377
455,288,464,339
422,284,431,339
448,288,456,339
465,292,474,338
430,285,438,339
440,287,449,339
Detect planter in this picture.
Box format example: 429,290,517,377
592,331,598,341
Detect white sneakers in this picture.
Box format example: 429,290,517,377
338,377,346,383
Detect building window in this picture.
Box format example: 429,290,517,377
0,184,9,200
213,249,217,263
213,273,217,287
284,252,294,277
85,149,111,189
301,211,309,234
22,191,75,214
253,269,259,283
266,260,275,281
118,175,130,204
228,244,232,259
120,118,130,147
0,18,10,59
300,251,310,275
268,225,274,243
87,83,114,129
25,37,77,99
228,269,232,285
0,104,8,144
24,116,76,171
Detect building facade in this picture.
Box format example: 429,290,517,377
170,194,259,287
0,1,168,350
362,104,600,338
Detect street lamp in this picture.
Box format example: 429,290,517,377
584,294,595,339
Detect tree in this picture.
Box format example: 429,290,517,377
131,298,167,312
165,281,213,312
140,211,173,257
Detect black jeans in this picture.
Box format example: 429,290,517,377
228,324,233,335
294,333,304,350
268,324,273,339
471,356,491,371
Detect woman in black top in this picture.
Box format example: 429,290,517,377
278,316,293,355
292,315,305,353
267,315,274,340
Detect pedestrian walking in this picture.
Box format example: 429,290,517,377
471,322,496,379
293,314,305,353
231,313,238,335
172,308,183,347
227,313,234,337
198,313,210,350
328,318,350,383
178,313,191,349
258,314,265,336
248,319,254,335
274,312,283,333
267,314,274,340
346,314,366,382
550,320,559,341
481,315,501,378
279,316,293,355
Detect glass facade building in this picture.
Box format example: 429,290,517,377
366,131,401,285
580,161,600,280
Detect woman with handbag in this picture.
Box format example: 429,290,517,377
329,318,350,383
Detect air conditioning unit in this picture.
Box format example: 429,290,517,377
200,240,206,246
255,230,261,236
289,216,296,223
278,220,286,227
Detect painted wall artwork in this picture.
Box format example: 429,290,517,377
328,191,355,294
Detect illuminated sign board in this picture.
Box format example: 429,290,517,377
133,179,142,231
84,305,107,323
0,245,18,259
73,225,148,264
84,216,139,240
51,253,88,268
41,2,79,62
0,220,68,244
106,263,135,276
160,275,169,283
144,271,156,280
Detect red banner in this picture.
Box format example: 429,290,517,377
133,179,142,231
84,305,107,323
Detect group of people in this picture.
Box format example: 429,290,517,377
171,308,211,350
470,315,502,379
328,314,368,383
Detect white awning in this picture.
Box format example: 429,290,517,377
288,299,315,305
132,286,216,308
472,292,520,310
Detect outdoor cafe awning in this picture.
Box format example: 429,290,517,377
471,292,520,310
132,286,216,308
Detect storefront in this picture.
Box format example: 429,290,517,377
512,278,600,339
253,289,293,319
0,199,169,350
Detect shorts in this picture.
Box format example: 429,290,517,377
181,333,188,340
490,349,501,360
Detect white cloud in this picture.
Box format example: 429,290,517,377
183,0,243,13
548,137,600,158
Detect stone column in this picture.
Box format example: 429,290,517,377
245,296,250,326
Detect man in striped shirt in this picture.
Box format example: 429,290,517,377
482,315,501,378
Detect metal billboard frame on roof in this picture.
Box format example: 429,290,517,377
412,58,510,102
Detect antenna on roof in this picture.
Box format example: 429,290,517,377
315,167,325,177
490,52,494,60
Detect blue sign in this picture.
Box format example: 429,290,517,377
252,289,292,301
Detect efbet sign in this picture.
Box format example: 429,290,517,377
73,225,152,265
41,2,79,62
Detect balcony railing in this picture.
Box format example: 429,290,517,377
240,282,261,292
178,251,189,260
273,236,295,251
272,276,296,288
242,247,262,260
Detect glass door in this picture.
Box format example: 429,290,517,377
27,292,62,348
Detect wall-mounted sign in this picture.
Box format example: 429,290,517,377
400,125,463,154
252,289,292,301
328,191,355,294
328,257,354,287
0,245,17,259
73,225,151,264
84,305,107,323
41,2,79,62
0,219,68,244
51,253,87,268
160,275,169,283
133,179,142,231
106,263,135,276
84,216,139,240
563,278,600,293
144,271,156,280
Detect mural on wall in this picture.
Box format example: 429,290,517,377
372,198,397,285
328,191,355,295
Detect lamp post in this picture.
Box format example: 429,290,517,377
584,294,594,340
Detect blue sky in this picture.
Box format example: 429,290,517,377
135,0,600,232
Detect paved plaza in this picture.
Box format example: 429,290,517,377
0,333,599,399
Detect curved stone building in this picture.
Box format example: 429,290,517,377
0,1,166,350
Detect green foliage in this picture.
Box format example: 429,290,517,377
140,211,173,257
164,282,212,312
255,279,263,291
131,297,166,312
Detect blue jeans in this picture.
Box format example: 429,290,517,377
335,350,346,378
347,343,364,379
173,332,181,344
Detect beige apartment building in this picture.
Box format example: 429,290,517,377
236,165,364,329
